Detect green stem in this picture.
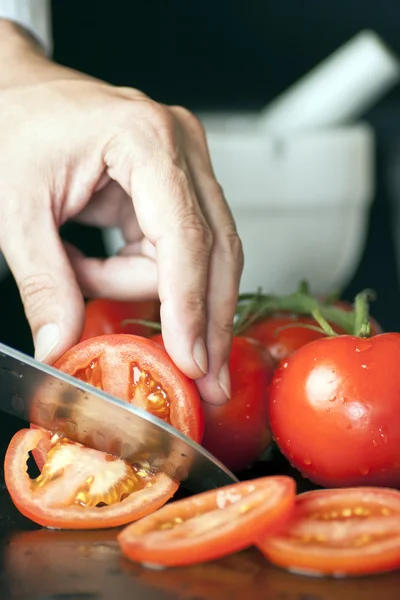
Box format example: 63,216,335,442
353,289,374,337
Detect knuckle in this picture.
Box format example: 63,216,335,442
172,106,205,133
18,273,58,322
180,219,214,254
183,292,207,316
220,229,244,269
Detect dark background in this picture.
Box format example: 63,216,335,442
1,0,400,352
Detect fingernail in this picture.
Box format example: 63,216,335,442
218,362,231,399
192,338,208,375
34,324,60,362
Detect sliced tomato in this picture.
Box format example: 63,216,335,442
8,334,204,529
258,487,400,577
53,334,204,442
118,476,296,567
81,298,160,341
5,428,178,529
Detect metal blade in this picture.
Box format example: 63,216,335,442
0,342,238,492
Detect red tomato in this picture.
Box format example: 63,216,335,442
7,334,204,529
81,298,160,341
268,333,400,488
5,428,178,530
258,487,400,577
118,476,296,567
201,337,275,472
242,303,382,365
152,335,275,472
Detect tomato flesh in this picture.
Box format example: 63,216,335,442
7,334,205,529
5,428,178,529
258,487,400,577
118,476,296,567
268,333,400,488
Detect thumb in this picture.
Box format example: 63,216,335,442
1,210,85,363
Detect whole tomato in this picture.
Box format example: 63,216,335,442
81,298,160,341
152,334,275,472
268,333,400,488
242,302,382,365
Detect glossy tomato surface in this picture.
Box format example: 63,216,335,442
258,487,400,577
243,303,382,365
81,299,160,341
201,337,275,472
268,333,400,488
118,476,296,567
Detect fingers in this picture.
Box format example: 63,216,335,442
171,107,244,405
0,201,85,364
66,243,158,301
103,101,212,381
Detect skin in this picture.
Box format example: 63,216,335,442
0,21,244,405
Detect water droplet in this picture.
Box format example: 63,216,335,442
329,396,337,403
372,439,378,447
378,426,388,444
313,358,317,362
359,465,370,476
361,364,367,369
355,348,361,353
245,415,250,420
342,397,348,405
304,458,312,465
331,369,336,374
282,362,288,369
325,407,331,412
286,439,291,445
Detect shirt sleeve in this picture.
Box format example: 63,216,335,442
0,0,52,55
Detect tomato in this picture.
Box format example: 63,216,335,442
5,428,178,529
81,298,160,341
152,335,275,472
242,302,381,365
258,487,400,577
201,337,275,472
118,476,296,567
6,334,204,529
268,333,400,488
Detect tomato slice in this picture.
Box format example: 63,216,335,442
118,476,296,567
7,334,204,529
257,487,400,577
37,334,204,443
5,428,178,529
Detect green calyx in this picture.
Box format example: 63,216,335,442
234,281,375,338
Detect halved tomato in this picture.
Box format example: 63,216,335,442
5,428,178,529
118,476,296,567
6,334,204,529
257,487,400,577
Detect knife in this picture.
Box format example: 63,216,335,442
0,341,238,493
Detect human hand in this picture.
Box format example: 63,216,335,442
0,22,243,405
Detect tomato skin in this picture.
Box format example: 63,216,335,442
5,428,179,530
258,487,400,577
268,333,400,488
152,335,274,471
242,303,382,365
201,337,275,472
118,476,296,567
81,299,160,341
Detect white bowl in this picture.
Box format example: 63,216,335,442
104,114,375,296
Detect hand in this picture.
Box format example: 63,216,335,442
0,22,243,405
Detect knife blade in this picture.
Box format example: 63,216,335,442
0,341,238,492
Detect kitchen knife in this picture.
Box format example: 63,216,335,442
0,341,238,492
